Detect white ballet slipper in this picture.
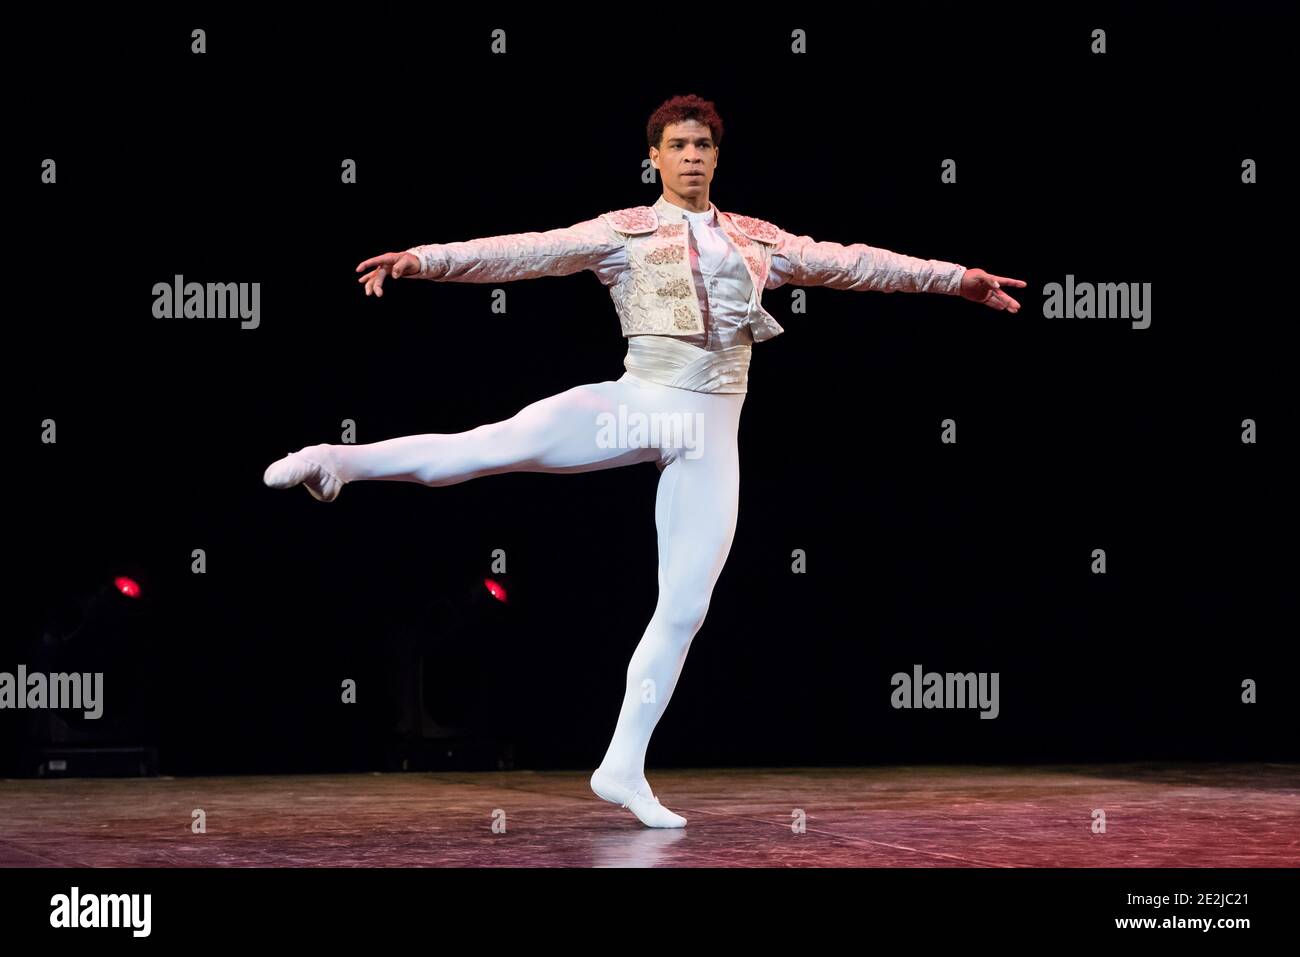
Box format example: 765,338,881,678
590,767,687,828
263,447,344,503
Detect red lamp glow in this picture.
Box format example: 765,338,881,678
114,576,142,598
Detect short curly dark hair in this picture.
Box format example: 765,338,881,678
646,94,725,151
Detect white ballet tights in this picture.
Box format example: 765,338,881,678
299,372,744,825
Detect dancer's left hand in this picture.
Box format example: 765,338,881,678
958,268,1027,313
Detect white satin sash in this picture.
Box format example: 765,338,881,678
623,335,751,394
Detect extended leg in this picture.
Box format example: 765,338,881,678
264,379,658,499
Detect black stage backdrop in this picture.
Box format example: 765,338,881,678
6,5,1295,776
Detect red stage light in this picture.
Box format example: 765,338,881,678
114,576,142,598
483,578,507,603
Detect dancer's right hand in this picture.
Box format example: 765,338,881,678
355,252,421,297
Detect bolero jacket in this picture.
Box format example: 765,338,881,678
406,194,967,343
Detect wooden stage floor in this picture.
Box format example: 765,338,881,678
1,763,1296,867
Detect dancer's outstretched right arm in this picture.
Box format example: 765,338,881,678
356,216,624,297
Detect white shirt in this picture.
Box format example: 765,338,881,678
669,203,756,352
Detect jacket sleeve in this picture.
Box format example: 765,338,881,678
766,228,966,295
405,215,626,284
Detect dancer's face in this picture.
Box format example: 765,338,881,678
651,119,718,209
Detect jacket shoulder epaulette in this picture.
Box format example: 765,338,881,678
601,206,659,235
724,212,782,244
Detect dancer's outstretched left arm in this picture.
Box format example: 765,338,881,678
768,228,1025,313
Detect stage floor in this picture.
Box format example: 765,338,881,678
1,763,1296,867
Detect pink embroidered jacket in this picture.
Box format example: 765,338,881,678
405,194,967,343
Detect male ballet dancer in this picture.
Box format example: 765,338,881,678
265,94,1024,827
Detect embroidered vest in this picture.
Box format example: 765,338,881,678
600,197,786,342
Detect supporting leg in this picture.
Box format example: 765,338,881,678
591,391,744,827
